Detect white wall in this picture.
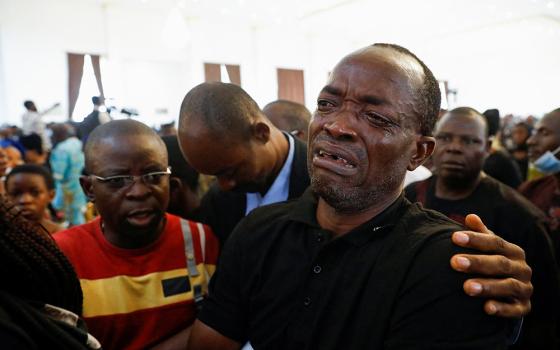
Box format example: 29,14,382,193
1,0,559,127
0,0,105,124
416,16,560,116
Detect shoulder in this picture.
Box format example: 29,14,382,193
241,199,296,225
165,214,219,263
202,184,244,206
483,177,546,219
400,198,460,234
404,177,432,202
519,175,556,194
53,220,99,251
166,214,217,243
227,199,299,246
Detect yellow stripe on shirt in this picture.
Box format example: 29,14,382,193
81,264,215,318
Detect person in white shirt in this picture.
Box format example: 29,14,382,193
21,100,52,151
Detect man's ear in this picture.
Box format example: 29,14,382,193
47,189,56,202
252,121,271,144
485,137,493,153
79,175,95,202
407,136,436,171
169,177,183,194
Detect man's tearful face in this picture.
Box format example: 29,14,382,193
308,47,423,213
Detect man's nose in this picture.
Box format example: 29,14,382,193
217,177,236,192
526,134,536,146
125,180,152,199
17,192,34,204
323,114,357,140
445,137,463,152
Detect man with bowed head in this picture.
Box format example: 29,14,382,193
180,44,533,349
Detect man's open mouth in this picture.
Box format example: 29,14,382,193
313,148,358,176
318,150,356,168
126,209,157,227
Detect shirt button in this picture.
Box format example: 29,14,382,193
313,265,322,274
316,233,324,242
303,297,312,307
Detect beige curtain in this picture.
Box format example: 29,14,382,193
90,55,105,98
67,53,85,119
204,63,221,82
225,65,241,85
277,68,305,104
204,63,241,85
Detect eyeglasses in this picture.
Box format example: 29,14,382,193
91,167,172,189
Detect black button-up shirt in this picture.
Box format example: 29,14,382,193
199,189,507,349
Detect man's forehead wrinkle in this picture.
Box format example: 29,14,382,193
542,112,560,135
322,84,344,96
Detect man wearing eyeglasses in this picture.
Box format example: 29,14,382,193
405,107,560,349
54,119,219,350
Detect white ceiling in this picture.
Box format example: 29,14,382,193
99,0,560,40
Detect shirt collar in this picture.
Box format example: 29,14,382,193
245,132,295,215
289,187,409,246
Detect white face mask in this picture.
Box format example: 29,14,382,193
533,145,560,174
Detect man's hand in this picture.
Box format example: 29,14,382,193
450,214,533,318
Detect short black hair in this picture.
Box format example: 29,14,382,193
19,133,44,155
23,100,35,110
179,82,261,139
263,100,311,133
5,164,55,190
92,96,103,106
482,109,500,137
372,43,441,136
161,135,199,191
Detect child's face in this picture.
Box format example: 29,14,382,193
6,173,54,222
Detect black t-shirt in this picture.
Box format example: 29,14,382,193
406,175,560,349
199,189,507,349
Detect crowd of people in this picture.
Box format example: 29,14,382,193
0,43,558,349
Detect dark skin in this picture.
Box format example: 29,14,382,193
527,111,560,162
433,112,490,200
80,134,170,249
180,117,289,196
310,49,434,234
80,132,193,349
6,173,62,234
432,111,533,315
167,176,200,219
188,47,532,349
526,110,560,209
